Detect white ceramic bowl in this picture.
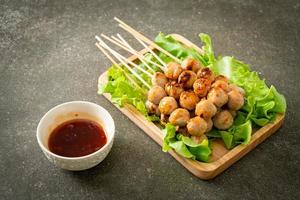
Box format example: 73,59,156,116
36,101,115,171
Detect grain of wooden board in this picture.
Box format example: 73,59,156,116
97,34,285,180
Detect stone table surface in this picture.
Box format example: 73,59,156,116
1,0,299,199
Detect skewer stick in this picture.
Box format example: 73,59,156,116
101,34,156,73
111,35,165,71
116,34,134,51
118,24,167,68
96,36,153,78
96,36,151,89
114,17,181,63
111,35,124,46
116,34,166,72
95,42,145,92
135,36,167,67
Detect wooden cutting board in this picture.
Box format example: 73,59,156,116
97,34,285,180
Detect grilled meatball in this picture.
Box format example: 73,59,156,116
159,96,178,115
207,88,228,108
148,86,167,104
193,78,211,97
187,116,207,136
228,84,245,96
146,100,160,115
212,80,229,92
197,67,215,83
195,99,217,119
181,58,201,73
165,81,184,100
152,72,168,87
213,110,233,130
169,108,190,127
205,118,213,133
227,90,244,111
178,70,197,89
165,62,183,80
215,75,229,83
179,91,200,110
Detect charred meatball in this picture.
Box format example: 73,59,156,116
228,84,245,96
148,86,167,104
159,96,178,115
165,62,183,80
179,91,200,110
213,110,233,130
169,108,190,127
187,116,207,136
215,75,229,83
152,72,168,87
212,80,229,92
207,88,228,108
178,70,197,89
195,99,217,119
193,78,211,97
227,90,244,110
181,58,201,73
197,67,215,83
165,81,184,100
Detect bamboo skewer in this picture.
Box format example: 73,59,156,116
111,34,166,70
114,17,181,63
115,34,166,71
116,34,156,71
95,36,151,89
99,42,151,89
116,34,131,49
95,43,145,93
135,37,167,67
96,36,153,78
111,35,166,71
108,34,165,71
100,34,157,73
96,17,185,91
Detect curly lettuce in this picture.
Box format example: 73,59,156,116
99,66,159,122
162,123,211,162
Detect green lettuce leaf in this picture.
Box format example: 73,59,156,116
169,141,196,159
162,123,177,152
199,33,216,65
219,120,252,149
179,135,211,162
98,66,158,121
155,33,208,66
162,124,211,162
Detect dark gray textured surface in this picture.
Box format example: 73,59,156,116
1,0,299,199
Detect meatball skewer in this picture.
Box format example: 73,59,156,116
169,108,190,127
181,58,202,73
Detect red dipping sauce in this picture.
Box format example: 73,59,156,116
48,119,107,157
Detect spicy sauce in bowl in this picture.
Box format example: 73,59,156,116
48,119,107,157
37,101,115,170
